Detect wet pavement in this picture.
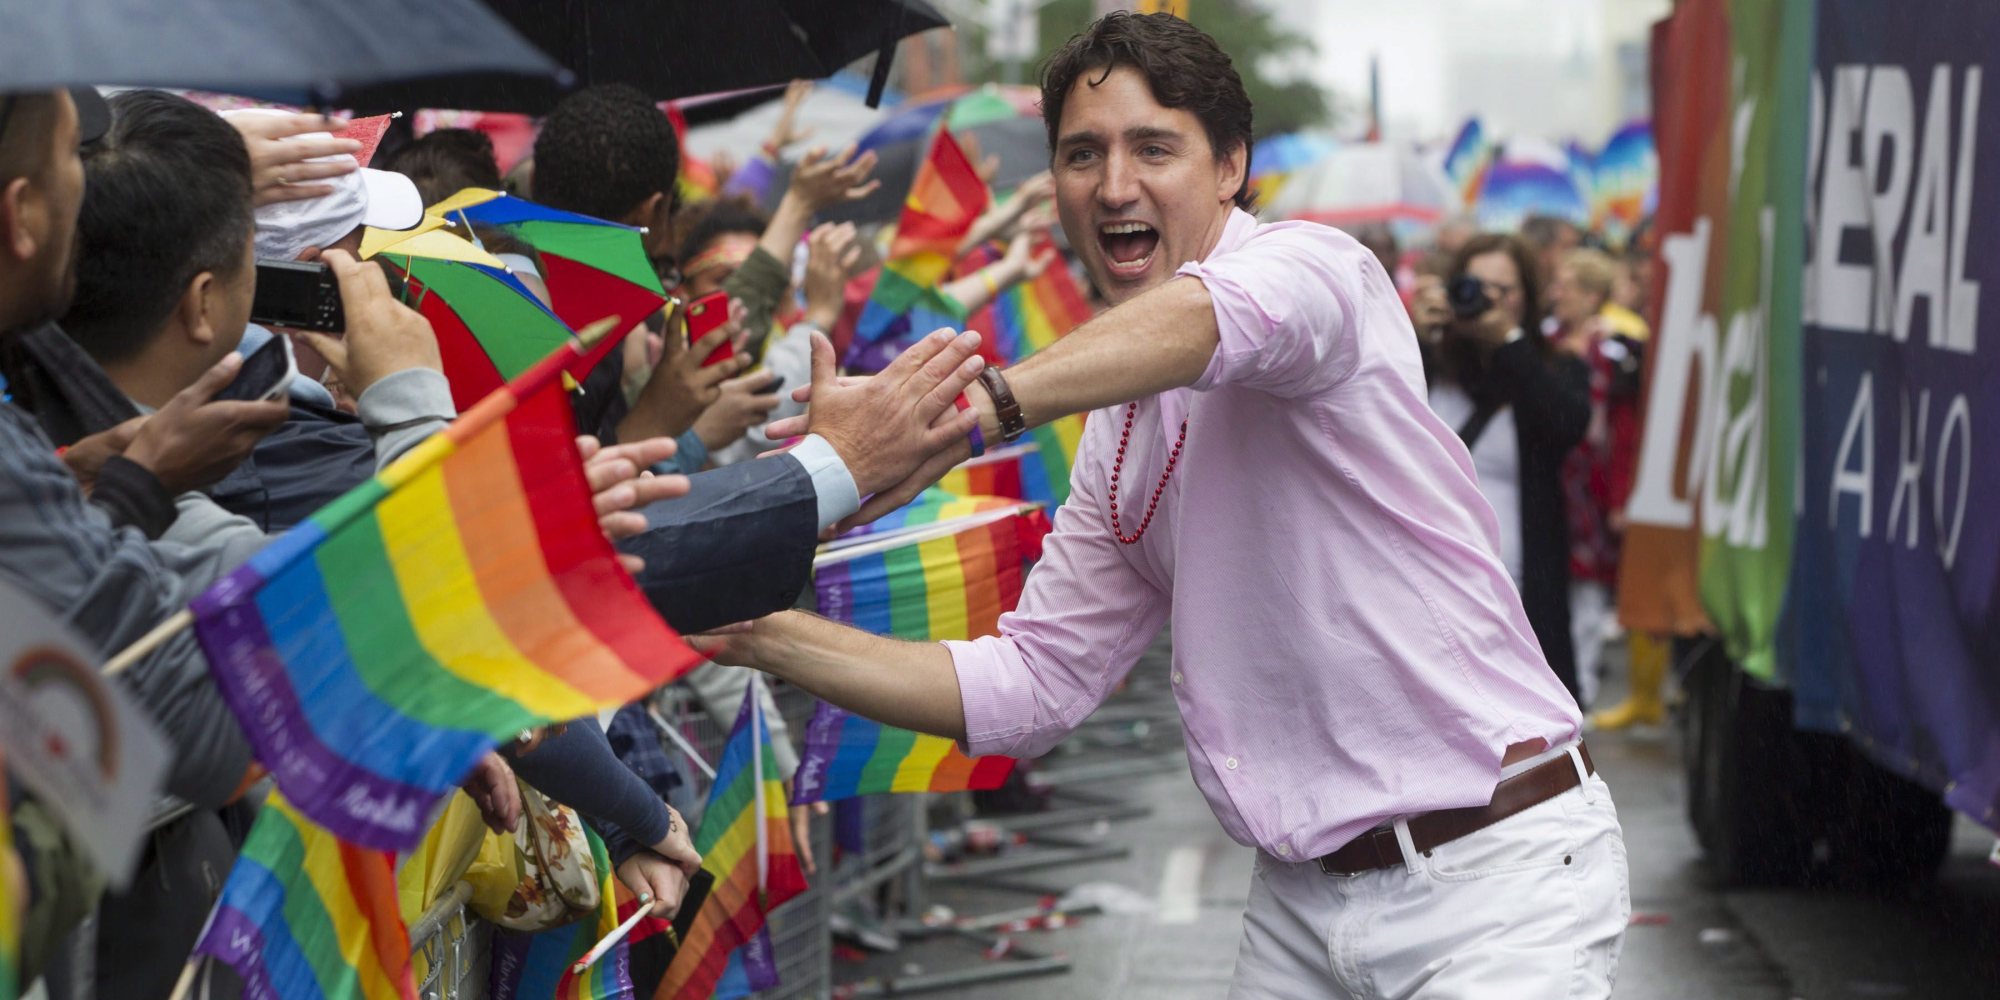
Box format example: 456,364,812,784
832,638,2000,999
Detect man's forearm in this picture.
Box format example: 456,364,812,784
742,611,968,741
985,277,1218,435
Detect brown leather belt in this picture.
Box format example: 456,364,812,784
1316,742,1595,877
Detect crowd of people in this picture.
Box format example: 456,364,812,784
5,10,1657,999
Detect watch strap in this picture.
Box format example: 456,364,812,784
976,366,1028,443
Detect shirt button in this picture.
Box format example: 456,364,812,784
1277,844,1292,857
1172,671,1184,685
1225,756,1239,771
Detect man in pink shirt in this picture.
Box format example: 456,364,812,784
719,12,1629,997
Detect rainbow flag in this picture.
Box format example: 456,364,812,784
836,486,1027,541
790,702,1016,803
190,341,701,850
965,235,1092,506
847,129,991,372
659,684,807,1000
813,506,1041,642
1,762,16,1000
490,828,672,1000
193,792,416,1000
1442,117,1494,209
795,508,1049,803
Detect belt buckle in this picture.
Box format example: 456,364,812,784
1317,828,1399,878
1316,855,1362,878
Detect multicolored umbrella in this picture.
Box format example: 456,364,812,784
426,188,669,381
360,223,576,412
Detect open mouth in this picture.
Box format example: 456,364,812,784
1097,221,1160,278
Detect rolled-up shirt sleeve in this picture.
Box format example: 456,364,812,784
1177,223,1363,399
943,430,1171,759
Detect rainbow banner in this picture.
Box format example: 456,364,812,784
193,792,416,1000
848,129,991,372
836,486,1028,542
790,702,1016,804
659,684,807,1000
795,507,1048,803
813,507,1040,642
190,341,701,850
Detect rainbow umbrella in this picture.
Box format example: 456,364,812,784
427,188,668,379
360,223,576,412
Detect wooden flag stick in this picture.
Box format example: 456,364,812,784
571,901,653,975
165,956,203,1000
570,315,624,352
103,609,194,677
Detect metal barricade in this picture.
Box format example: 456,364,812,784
652,676,835,999
407,881,488,1000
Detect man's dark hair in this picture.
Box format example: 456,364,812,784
62,90,253,365
674,195,769,267
531,84,680,222
381,128,502,206
1039,11,1255,208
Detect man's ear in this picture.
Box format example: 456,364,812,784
1,177,38,261
179,270,219,346
1217,139,1248,206
631,191,672,256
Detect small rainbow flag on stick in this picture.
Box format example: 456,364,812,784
791,703,1015,803
490,828,671,1000
813,505,1042,642
848,129,991,372
794,507,1050,803
193,792,415,1000
186,324,701,850
659,682,807,1000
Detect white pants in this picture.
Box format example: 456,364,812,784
1228,769,1629,999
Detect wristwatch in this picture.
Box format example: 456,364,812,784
976,367,1028,443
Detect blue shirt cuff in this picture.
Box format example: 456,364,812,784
787,433,860,531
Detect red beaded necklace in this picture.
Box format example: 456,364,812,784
1106,401,1188,545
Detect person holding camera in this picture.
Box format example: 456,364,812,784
1424,232,1593,702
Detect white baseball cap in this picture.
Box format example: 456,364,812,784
222,108,424,259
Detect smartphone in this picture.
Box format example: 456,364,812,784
684,291,735,367
250,258,345,333
213,334,297,403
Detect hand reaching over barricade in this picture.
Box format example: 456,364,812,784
765,328,984,524
578,434,689,574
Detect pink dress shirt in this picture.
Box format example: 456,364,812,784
946,209,1583,860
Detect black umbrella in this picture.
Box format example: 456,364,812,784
391,0,952,114
0,0,566,109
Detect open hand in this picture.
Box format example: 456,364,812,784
788,144,881,213
777,329,983,499
803,223,864,329
226,111,362,207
